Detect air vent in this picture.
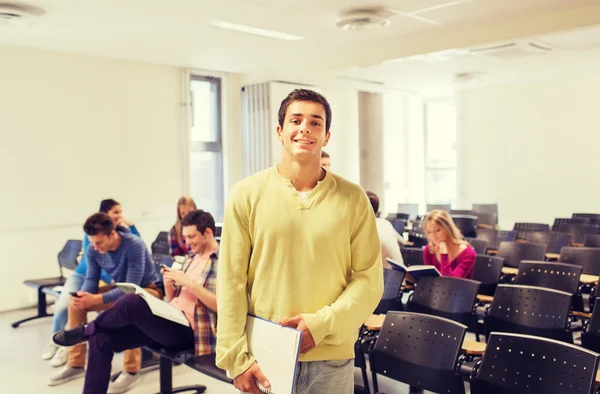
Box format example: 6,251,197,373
0,3,42,26
336,8,391,31
469,42,552,59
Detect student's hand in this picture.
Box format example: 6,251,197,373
71,292,103,309
278,315,316,353
233,362,270,394
119,217,134,227
438,242,448,254
162,267,193,288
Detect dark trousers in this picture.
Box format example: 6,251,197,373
82,293,194,394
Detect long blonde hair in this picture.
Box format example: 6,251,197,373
174,197,197,243
424,209,463,253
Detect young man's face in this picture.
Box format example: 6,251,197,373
89,232,116,254
182,225,210,254
277,100,330,162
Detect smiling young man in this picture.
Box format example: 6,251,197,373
216,89,383,394
51,210,219,394
48,212,161,393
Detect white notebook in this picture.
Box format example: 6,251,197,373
246,315,302,394
116,283,190,327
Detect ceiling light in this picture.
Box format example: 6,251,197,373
336,9,391,31
0,3,39,26
211,21,303,41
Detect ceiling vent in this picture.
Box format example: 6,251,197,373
469,42,553,59
336,8,391,31
0,3,42,26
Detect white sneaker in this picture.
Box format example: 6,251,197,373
47,366,85,386
50,346,68,367
107,372,141,394
42,342,58,360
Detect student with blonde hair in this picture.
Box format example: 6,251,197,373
169,197,197,257
423,209,476,279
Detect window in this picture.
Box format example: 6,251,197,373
424,100,457,206
189,75,224,221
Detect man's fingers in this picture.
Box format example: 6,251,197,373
279,314,301,327
252,365,270,389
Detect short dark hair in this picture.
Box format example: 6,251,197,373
181,209,216,235
83,212,115,236
278,89,332,131
321,151,330,158
99,199,120,213
366,191,379,214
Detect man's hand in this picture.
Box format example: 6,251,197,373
71,292,102,310
162,266,193,288
119,217,134,227
233,362,270,394
279,315,316,353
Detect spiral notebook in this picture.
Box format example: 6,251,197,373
246,315,302,394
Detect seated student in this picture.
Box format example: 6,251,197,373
366,191,405,269
422,209,476,278
52,209,218,394
168,196,197,257
48,212,160,392
43,198,140,368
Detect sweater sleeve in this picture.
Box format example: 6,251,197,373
439,249,476,278
100,242,146,303
301,192,384,348
129,225,141,238
215,185,255,379
81,246,100,294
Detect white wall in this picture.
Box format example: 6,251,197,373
0,44,184,311
458,73,600,229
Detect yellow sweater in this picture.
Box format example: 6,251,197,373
215,166,383,378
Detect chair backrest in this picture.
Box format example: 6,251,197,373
374,268,406,314
524,231,574,254
401,247,424,267
409,276,480,326
473,204,498,223
151,231,170,255
466,237,488,254
150,254,175,282
214,223,223,238
559,247,600,275
584,234,600,248
475,212,497,227
582,297,600,353
397,203,419,219
58,240,82,271
552,218,573,231
451,214,478,238
487,284,573,342
387,213,410,221
387,218,407,234
471,332,599,394
371,311,466,394
450,209,473,216
515,261,582,295
476,229,517,250
473,255,505,296
558,224,600,244
497,241,547,268
426,203,451,212
573,213,600,225
513,222,550,239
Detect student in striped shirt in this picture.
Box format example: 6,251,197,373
48,212,161,392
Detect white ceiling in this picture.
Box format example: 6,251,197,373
339,25,600,95
1,0,600,77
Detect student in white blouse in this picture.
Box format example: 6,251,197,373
366,191,405,268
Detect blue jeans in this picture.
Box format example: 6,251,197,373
51,273,85,334
243,359,354,394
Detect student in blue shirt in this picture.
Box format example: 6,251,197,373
42,199,140,369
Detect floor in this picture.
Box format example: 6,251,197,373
1,307,472,394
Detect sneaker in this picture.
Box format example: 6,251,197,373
52,324,86,347
42,342,59,360
47,366,85,386
50,346,68,367
107,372,141,394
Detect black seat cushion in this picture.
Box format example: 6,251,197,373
145,345,194,364
24,277,65,288
185,353,232,384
